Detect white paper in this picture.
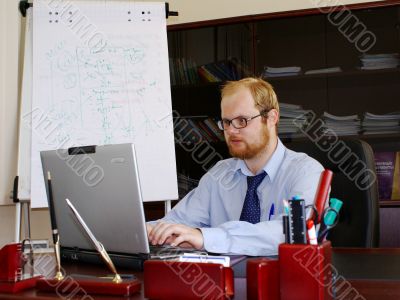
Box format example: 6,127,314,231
31,0,177,207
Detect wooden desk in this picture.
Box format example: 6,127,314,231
0,248,399,299
332,248,400,300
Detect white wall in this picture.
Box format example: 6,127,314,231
164,0,384,25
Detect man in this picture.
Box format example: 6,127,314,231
147,77,323,256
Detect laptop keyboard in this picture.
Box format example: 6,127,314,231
149,244,206,259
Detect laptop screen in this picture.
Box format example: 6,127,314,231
40,144,151,255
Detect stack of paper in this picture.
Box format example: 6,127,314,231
262,66,302,78
362,112,400,135
360,53,399,70
278,103,310,138
322,112,361,136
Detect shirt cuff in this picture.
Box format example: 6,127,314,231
200,227,229,253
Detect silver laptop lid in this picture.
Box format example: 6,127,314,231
40,143,151,255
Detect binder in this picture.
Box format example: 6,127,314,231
144,260,234,300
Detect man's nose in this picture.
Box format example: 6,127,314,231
225,124,240,135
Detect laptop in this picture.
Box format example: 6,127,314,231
40,143,192,270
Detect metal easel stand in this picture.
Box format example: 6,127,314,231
12,176,31,243
18,0,179,18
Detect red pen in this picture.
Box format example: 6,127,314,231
311,169,333,224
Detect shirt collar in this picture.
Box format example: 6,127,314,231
234,138,285,182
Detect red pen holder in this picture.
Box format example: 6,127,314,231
247,258,279,300
279,241,332,300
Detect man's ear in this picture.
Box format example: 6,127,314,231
267,109,279,127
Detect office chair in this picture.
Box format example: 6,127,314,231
287,138,380,247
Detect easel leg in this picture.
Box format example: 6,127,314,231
164,200,172,215
14,202,22,242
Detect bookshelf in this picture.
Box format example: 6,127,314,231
164,2,400,247
380,200,400,208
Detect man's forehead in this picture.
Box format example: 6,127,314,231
221,100,259,119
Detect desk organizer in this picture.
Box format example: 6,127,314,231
247,258,279,300
0,243,41,293
279,241,332,300
144,260,234,300
36,275,141,297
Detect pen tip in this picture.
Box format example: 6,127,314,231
47,171,51,180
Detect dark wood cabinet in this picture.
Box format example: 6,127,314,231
163,2,400,246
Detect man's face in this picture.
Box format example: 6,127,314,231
221,87,270,160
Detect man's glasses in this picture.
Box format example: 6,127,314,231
217,112,266,130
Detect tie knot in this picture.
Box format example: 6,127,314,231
247,171,267,188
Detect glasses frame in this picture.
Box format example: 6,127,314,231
217,110,268,130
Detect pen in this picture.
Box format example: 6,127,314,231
283,199,289,215
66,198,122,283
268,203,275,221
47,172,58,245
47,172,64,280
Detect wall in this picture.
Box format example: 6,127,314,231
164,0,384,25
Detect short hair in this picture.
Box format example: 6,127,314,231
221,77,280,115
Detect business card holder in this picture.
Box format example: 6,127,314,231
144,260,234,300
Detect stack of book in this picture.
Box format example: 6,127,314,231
304,66,342,75
261,66,302,78
359,53,399,70
278,103,309,138
322,112,361,136
374,151,400,200
362,112,400,135
174,117,225,144
169,58,199,85
197,60,240,83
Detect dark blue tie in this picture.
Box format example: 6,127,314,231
239,171,267,224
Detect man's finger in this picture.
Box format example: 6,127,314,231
157,224,182,245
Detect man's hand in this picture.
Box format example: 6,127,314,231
147,222,204,250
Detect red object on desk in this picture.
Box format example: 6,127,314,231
312,169,333,224
279,241,332,300
0,277,39,293
0,243,42,294
247,258,279,300
144,260,234,300
0,243,23,282
36,276,141,297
